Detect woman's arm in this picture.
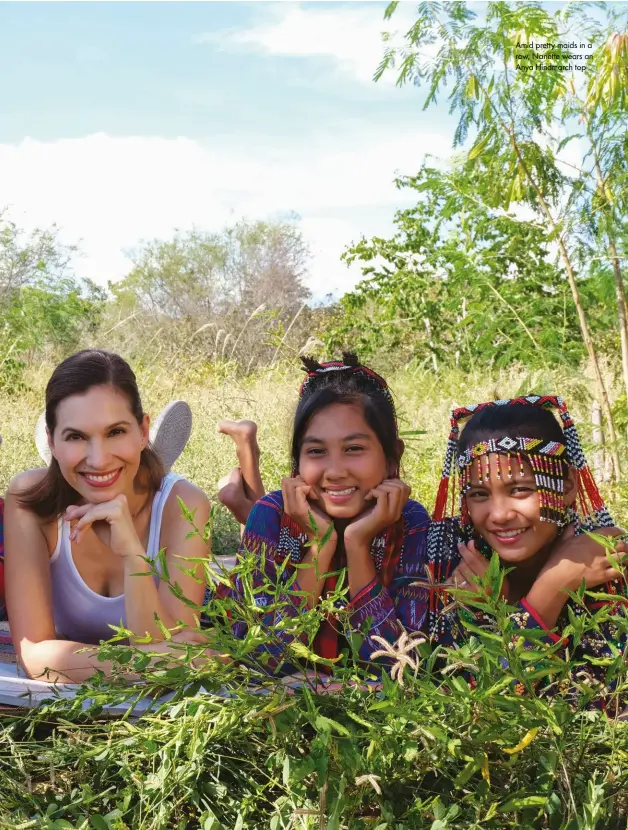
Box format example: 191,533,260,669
122,480,211,639
5,471,60,670
4,471,120,682
7,473,218,682
11,633,225,685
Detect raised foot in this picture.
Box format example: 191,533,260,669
217,419,258,446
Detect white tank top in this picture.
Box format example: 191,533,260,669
50,473,184,644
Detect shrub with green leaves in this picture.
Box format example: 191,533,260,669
4,521,628,830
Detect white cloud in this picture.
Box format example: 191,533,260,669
195,2,418,85
0,127,447,300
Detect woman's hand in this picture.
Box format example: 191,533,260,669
64,495,144,559
343,479,410,550
449,540,510,600
281,476,336,545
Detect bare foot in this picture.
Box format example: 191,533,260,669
217,467,256,526
217,419,265,503
218,419,258,445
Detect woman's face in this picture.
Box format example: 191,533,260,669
464,453,564,563
49,384,149,503
298,402,391,520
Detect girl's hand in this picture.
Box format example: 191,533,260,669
449,540,510,600
64,495,144,559
525,525,625,628
281,476,336,545
343,479,410,550
537,524,624,593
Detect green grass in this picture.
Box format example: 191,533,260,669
2,358,626,542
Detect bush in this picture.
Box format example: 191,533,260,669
4,537,628,829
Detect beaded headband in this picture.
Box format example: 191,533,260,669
432,395,612,527
299,353,395,414
299,354,397,432
457,435,568,524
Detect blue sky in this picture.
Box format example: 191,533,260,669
1,1,617,301
0,1,462,300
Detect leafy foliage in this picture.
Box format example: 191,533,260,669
326,163,612,370
104,217,317,372
0,217,105,390
4,539,628,828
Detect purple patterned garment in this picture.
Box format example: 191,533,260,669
217,491,431,675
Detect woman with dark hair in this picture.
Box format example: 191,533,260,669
5,350,214,683
218,353,431,675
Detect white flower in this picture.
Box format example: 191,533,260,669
355,774,382,795
369,630,426,687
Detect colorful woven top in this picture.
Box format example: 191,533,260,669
219,490,431,675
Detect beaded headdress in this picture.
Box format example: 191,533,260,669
427,395,614,592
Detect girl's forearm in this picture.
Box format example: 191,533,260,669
344,541,377,599
525,575,569,629
296,539,337,608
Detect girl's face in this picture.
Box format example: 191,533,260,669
298,402,391,520
464,453,571,563
49,384,149,503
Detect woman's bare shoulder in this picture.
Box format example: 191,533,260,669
165,478,210,512
7,467,49,497
161,478,210,524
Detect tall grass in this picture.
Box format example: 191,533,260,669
2,355,625,544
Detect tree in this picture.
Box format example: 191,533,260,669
107,217,313,370
327,162,611,370
0,214,105,388
0,212,75,303
113,218,311,321
560,9,628,413
376,0,628,478
3,278,105,357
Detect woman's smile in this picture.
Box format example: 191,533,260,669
78,469,124,488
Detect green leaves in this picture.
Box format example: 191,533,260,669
363,0,627,397
467,130,492,161
326,160,603,371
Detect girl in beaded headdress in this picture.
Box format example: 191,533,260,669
427,396,627,701
217,352,432,675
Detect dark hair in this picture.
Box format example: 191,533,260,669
290,352,401,475
459,403,565,459
18,350,164,518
